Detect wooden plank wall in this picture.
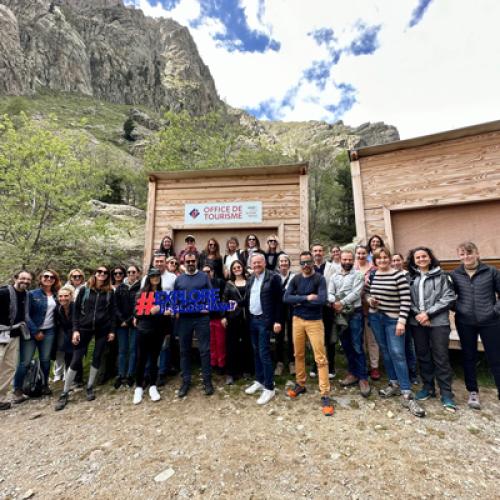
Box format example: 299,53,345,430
150,172,306,266
357,129,500,251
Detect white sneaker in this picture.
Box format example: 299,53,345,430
53,375,62,382
245,381,265,395
149,385,161,402
309,371,317,378
257,388,275,405
133,387,143,405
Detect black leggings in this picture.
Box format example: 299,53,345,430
70,331,108,371
136,329,165,388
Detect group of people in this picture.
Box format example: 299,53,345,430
0,232,499,419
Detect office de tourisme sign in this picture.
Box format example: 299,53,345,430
184,201,262,225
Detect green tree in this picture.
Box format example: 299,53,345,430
0,113,109,279
145,109,293,171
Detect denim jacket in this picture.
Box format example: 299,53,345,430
27,288,58,337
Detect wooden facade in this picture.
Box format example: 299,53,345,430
349,120,500,266
143,164,309,269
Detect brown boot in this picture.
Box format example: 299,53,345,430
359,379,371,397
339,373,359,387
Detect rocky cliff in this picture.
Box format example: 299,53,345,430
0,0,221,113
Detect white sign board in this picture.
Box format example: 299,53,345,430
184,201,262,225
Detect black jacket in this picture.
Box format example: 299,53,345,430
73,286,116,333
223,281,246,319
451,263,500,326
55,303,74,354
245,270,282,328
115,281,141,327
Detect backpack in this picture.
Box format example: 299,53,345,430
22,359,45,397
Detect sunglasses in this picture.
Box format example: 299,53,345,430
42,274,55,280
71,274,83,280
247,238,256,241
185,259,196,264
113,271,124,276
96,270,109,275
127,270,137,274
268,239,277,243
299,260,313,267
208,243,216,246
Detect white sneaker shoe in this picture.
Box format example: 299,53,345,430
53,375,62,382
245,381,265,395
133,387,143,405
257,388,275,405
309,371,317,378
149,385,161,402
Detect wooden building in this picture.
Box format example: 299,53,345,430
143,164,309,269
349,120,500,268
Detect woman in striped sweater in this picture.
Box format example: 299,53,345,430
366,247,425,417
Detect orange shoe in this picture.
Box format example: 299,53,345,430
321,396,334,416
287,384,307,399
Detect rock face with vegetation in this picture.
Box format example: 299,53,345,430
0,0,221,113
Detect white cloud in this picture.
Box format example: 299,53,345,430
132,0,500,139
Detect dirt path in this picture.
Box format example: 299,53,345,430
1,376,499,499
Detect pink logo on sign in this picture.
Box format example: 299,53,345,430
189,208,200,219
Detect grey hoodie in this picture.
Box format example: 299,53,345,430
408,267,456,327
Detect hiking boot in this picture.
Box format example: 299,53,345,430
86,387,95,401
289,362,296,375
359,379,371,398
0,401,12,411
204,382,215,396
379,383,401,398
133,387,143,405
340,373,359,387
54,393,69,411
12,389,28,404
415,388,436,401
113,377,123,390
225,375,234,385
257,388,275,405
401,393,426,418
468,391,481,410
441,395,457,413
321,396,334,416
178,382,190,398
245,381,265,395
287,384,307,399
274,362,284,376
369,368,381,381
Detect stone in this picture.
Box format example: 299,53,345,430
154,467,175,483
20,490,34,500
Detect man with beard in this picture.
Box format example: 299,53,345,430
0,270,32,410
174,252,213,398
328,250,371,397
284,251,334,416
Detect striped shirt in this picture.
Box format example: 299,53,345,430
365,269,411,324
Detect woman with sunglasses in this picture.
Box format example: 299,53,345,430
158,235,176,258
67,269,86,297
114,265,141,389
221,260,252,384
198,238,224,280
133,267,167,404
240,234,264,270
55,266,116,410
264,234,284,271
13,269,61,399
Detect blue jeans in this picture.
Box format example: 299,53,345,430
340,311,368,380
117,326,137,378
177,315,211,384
14,327,55,390
368,312,411,391
249,317,274,390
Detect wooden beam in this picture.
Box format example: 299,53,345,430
383,206,394,252
299,172,309,251
350,160,367,243
143,177,157,271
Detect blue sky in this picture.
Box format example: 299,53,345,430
125,0,500,139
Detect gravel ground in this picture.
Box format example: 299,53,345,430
1,375,499,500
